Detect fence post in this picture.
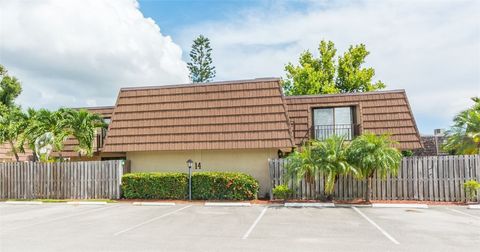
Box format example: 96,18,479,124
476,155,480,202
117,160,124,199
268,159,273,201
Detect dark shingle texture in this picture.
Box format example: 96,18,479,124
285,90,422,150
103,79,295,152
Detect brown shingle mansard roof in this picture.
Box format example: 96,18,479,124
102,78,295,152
285,90,422,150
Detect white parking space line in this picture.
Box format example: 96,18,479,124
133,202,176,206
205,202,251,207
352,207,400,245
5,201,43,205
448,208,480,220
113,205,192,236
2,205,120,232
468,205,480,209
242,207,268,240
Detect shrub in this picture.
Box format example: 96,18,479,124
401,150,414,157
192,172,259,200
464,180,480,202
122,172,188,199
121,171,259,200
272,184,293,201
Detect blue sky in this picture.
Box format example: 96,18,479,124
139,0,256,37
138,0,307,39
1,0,478,135
139,0,480,134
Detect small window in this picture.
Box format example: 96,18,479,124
313,107,354,140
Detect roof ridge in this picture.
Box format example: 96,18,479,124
120,77,281,91
72,105,116,110
284,89,406,99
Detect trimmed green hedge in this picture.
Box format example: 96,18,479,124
122,172,188,199
192,172,259,200
122,172,259,200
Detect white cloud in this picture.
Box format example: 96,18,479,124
178,0,480,134
0,0,189,109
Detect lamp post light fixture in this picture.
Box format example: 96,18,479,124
187,159,193,201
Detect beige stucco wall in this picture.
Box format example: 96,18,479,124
126,149,279,197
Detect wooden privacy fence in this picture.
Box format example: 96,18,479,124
0,160,130,200
269,155,480,202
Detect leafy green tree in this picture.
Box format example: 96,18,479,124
282,40,385,95
336,44,385,93
0,106,28,161
283,41,337,95
187,35,216,83
0,65,25,161
0,65,22,108
347,133,402,202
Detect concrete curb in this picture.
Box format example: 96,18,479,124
285,202,335,207
133,202,176,206
372,203,428,209
67,201,108,205
205,202,251,207
334,204,372,208
467,204,480,209
5,201,43,205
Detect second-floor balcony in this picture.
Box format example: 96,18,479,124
95,127,108,152
313,124,359,141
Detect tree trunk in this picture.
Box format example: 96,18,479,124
365,176,373,203
8,140,19,162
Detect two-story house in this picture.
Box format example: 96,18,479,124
0,78,422,195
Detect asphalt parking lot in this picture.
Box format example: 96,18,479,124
0,203,479,252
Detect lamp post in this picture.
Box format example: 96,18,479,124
187,159,193,201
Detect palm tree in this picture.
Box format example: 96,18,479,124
347,133,402,202
18,108,106,161
443,97,480,154
311,136,357,194
19,108,71,161
62,109,106,156
285,136,357,196
285,142,319,186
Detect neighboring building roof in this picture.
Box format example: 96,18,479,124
72,106,115,118
103,78,295,152
285,90,422,150
413,135,447,156
0,143,33,162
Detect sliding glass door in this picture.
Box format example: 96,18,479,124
313,107,354,140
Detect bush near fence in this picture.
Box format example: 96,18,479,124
121,172,259,200
122,172,188,199
192,172,259,200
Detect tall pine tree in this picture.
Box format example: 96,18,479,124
187,35,216,83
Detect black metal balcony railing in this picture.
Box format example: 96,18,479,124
313,124,356,141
